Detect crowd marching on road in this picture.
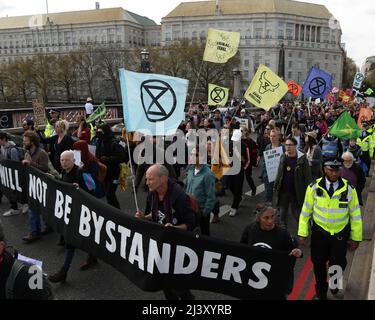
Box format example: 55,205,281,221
1,96,374,301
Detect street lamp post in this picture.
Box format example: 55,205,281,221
278,43,285,80
140,48,151,73
232,68,241,100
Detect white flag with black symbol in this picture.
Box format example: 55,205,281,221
119,69,189,135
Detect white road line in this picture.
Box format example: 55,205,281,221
210,184,265,222
245,183,265,197
210,205,231,222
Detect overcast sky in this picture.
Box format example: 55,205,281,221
0,0,373,68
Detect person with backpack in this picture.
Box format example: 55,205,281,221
0,132,28,217
0,222,53,299
95,123,128,209
135,164,195,300
185,146,216,236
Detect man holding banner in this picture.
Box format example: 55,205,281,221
135,164,196,300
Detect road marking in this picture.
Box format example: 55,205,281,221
210,205,231,223
304,276,316,300
245,184,265,197
288,256,313,300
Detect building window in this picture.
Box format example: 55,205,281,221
316,27,321,42
300,25,305,41
244,70,249,79
298,72,302,83
311,26,316,42
288,71,293,79
325,54,329,60
306,26,310,42
288,61,293,68
286,29,293,40
244,59,249,67
295,24,300,40
278,29,284,39
288,52,293,58
255,28,262,39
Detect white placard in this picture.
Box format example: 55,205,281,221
73,150,81,166
17,254,43,268
315,98,321,104
88,145,96,156
236,118,249,129
231,129,242,142
264,146,283,183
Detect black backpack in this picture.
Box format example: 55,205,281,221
5,259,54,300
7,146,25,161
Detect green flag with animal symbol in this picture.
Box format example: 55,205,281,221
329,111,362,139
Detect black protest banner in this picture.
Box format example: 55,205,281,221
0,160,295,299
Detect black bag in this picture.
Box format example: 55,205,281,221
5,259,54,300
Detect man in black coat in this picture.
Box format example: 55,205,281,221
95,124,128,209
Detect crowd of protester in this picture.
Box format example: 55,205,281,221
0,96,374,300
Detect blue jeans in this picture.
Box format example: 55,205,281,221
64,246,75,269
265,182,274,203
29,209,41,235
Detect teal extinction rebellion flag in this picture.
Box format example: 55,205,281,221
119,69,189,135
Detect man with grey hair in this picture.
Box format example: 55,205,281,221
135,164,196,300
340,151,365,206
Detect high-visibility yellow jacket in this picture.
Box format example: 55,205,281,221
357,134,373,157
44,120,53,138
367,128,375,154
90,123,96,142
298,177,362,241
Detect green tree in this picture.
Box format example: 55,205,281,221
97,48,137,103
53,54,79,103
29,54,55,103
6,59,33,102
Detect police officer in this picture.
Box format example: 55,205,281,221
298,159,362,300
357,121,373,175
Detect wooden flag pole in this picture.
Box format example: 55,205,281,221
284,106,296,139
189,60,205,109
124,128,140,213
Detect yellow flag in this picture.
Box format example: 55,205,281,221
244,64,289,110
203,28,240,64
208,84,229,106
211,137,231,180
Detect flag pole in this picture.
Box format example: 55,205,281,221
284,106,296,139
124,129,140,213
189,60,205,109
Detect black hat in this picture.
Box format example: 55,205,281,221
24,119,34,126
324,159,342,170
